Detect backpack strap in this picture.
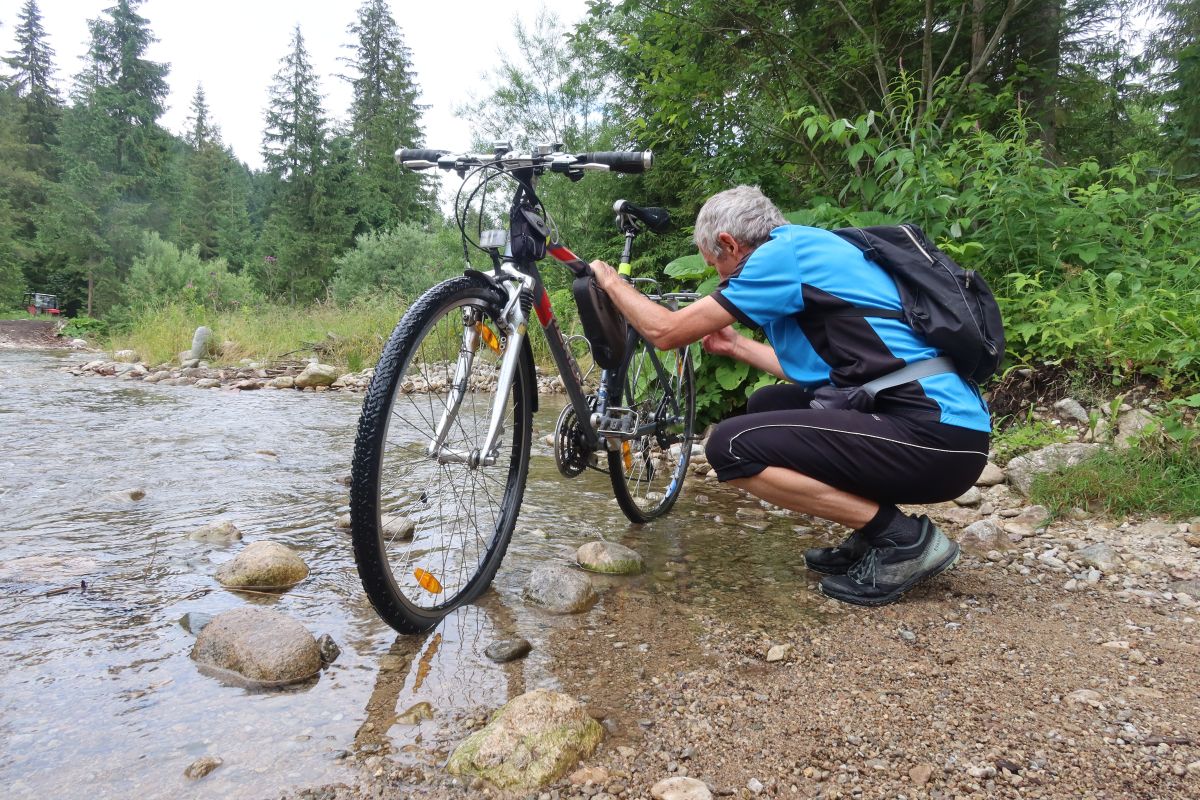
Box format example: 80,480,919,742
858,356,956,403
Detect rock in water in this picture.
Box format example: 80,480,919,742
190,607,322,685
651,776,713,800
179,612,214,635
485,638,532,663
184,755,222,780
446,689,603,789
576,540,644,574
521,565,597,613
215,541,308,590
294,363,338,388
316,633,341,664
396,701,434,724
188,521,243,543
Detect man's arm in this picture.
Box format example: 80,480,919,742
702,325,787,379
590,260,734,350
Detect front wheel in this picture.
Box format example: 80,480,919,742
607,333,696,522
350,276,534,634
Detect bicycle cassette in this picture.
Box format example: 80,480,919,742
554,403,591,478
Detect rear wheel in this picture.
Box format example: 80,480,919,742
607,335,696,522
350,277,534,634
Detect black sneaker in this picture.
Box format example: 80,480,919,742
818,516,959,606
803,528,872,576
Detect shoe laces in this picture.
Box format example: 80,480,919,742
848,549,881,587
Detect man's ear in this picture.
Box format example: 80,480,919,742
716,231,738,253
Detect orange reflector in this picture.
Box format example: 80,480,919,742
622,441,632,472
414,568,443,594
475,323,502,354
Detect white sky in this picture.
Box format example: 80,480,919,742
2,0,590,170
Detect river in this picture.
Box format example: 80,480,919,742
0,348,831,799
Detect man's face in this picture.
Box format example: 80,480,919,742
701,234,752,282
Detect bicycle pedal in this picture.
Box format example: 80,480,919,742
597,407,638,437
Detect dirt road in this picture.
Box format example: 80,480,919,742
0,319,60,348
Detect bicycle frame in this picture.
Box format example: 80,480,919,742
425,165,691,471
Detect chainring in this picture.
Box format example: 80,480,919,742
553,403,591,478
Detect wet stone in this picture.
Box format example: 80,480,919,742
522,564,598,614
485,638,532,663
214,540,308,590
179,611,213,635
184,755,222,780
191,607,321,686
576,540,644,575
316,633,340,664
187,520,242,544
396,701,434,724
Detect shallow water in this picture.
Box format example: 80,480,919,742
0,349,832,799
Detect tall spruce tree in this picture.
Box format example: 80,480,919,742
344,0,431,229
259,26,348,302
50,0,172,314
4,0,60,154
1153,0,1200,172
179,84,253,267
2,0,62,304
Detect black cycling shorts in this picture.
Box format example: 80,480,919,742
705,384,990,504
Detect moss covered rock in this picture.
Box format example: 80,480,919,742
446,689,603,789
575,540,643,575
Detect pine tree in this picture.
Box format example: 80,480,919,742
4,0,61,153
1153,0,1200,172
344,0,432,229
259,26,335,302
51,0,172,314
179,84,253,266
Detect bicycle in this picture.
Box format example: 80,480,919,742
350,144,699,634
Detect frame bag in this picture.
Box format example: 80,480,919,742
831,223,1006,384
572,275,627,370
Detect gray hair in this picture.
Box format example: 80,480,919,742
693,185,787,256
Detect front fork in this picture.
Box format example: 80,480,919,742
429,266,533,468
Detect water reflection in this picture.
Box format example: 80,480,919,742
0,350,831,799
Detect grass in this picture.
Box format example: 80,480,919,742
107,300,409,371
1030,442,1200,519
990,416,1074,464
105,298,585,373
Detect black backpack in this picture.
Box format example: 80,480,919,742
830,223,1005,383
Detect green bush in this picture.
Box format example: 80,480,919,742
330,222,464,304
128,232,260,311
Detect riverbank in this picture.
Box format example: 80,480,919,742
284,486,1200,800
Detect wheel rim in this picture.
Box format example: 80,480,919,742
614,343,694,516
374,297,524,613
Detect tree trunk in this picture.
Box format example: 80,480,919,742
87,270,94,318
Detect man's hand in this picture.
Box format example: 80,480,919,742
702,325,740,358
589,260,618,292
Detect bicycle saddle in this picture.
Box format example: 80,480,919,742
614,200,671,234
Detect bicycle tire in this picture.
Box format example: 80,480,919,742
607,332,696,522
350,276,534,634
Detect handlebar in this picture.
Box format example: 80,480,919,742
394,146,653,175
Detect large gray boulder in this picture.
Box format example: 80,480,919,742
575,540,643,574
1006,443,1101,496
522,565,597,613
446,689,603,790
215,541,308,589
190,326,212,359
295,363,338,388
190,607,321,686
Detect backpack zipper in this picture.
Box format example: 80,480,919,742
900,224,934,263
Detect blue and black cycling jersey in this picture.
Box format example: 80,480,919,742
711,225,991,433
